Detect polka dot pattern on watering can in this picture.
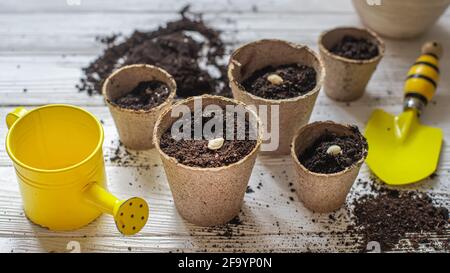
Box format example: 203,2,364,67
114,197,149,235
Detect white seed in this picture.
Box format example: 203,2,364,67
207,137,225,150
326,145,342,156
267,74,283,85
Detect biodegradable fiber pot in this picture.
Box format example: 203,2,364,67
291,121,368,213
319,27,385,102
103,64,176,150
352,0,450,39
228,39,325,155
153,95,262,226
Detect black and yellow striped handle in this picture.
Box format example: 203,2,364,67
404,42,443,103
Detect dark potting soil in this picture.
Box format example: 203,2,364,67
298,126,368,174
112,81,170,111
159,110,257,168
241,64,317,100
352,187,449,251
77,6,230,98
330,35,379,60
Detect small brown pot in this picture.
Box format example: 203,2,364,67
291,121,368,213
228,39,325,155
319,27,385,102
103,64,176,150
153,95,262,226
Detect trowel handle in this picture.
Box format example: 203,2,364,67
404,41,443,114
83,182,149,235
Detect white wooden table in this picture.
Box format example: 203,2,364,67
0,0,449,253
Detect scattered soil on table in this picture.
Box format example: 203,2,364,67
330,35,379,60
109,140,141,167
246,186,254,194
200,215,245,241
112,80,170,111
351,186,449,252
77,5,230,98
241,64,317,100
336,177,450,252
218,216,244,238
160,109,257,168
298,126,368,174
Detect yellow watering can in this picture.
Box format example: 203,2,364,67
365,42,444,185
5,104,149,235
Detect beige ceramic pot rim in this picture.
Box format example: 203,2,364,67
318,27,386,65
153,94,263,172
102,64,177,115
228,39,326,104
290,120,368,177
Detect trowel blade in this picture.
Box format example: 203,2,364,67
365,109,443,185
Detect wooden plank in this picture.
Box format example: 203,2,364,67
0,0,356,14
2,231,448,253
0,13,360,53
1,12,450,54
0,235,362,253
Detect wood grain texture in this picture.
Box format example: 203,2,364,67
0,0,449,253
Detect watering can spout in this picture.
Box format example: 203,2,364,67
83,182,149,235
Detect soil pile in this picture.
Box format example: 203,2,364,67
352,186,449,251
77,6,230,98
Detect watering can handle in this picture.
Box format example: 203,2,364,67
83,182,149,236
6,107,28,129
404,41,443,115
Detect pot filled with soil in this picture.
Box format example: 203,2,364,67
154,95,262,226
228,39,325,155
103,64,176,150
352,0,450,39
291,121,368,212
319,27,385,102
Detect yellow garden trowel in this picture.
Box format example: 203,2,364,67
365,42,444,185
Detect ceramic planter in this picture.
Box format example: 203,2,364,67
103,64,176,150
228,39,325,155
291,121,368,213
319,27,385,102
153,95,262,226
352,0,450,39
